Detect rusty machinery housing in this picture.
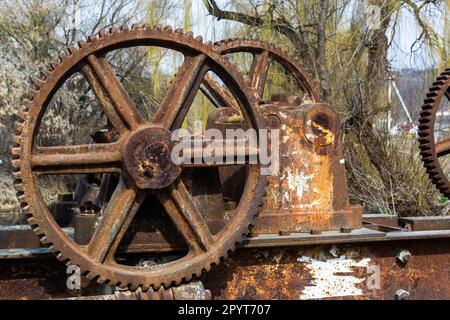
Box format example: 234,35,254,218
1,25,449,299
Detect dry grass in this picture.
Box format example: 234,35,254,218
344,133,447,216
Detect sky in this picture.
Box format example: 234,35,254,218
172,0,448,71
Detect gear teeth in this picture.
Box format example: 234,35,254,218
12,171,22,180
96,275,107,284
78,40,87,48
56,253,67,262
163,26,172,32
27,89,38,98
10,147,21,156
14,121,24,134
16,194,26,203
33,227,44,235
59,53,67,62
110,26,118,34
49,61,58,71
67,47,78,55
88,34,98,42
143,23,151,29
186,31,193,38
27,217,37,225
85,272,95,281
11,159,20,169
174,28,183,34
38,71,48,81
128,283,139,291
120,24,129,31
13,181,23,191
98,29,108,38
23,99,32,108
195,36,203,42
12,134,22,145
131,23,140,29
154,25,161,32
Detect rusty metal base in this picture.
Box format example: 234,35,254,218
0,215,449,300
202,238,450,300
251,206,362,235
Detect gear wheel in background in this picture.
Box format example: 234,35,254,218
418,68,450,197
214,38,319,102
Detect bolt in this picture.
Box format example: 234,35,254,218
396,249,411,264
310,229,322,235
395,289,410,300
340,227,352,233
138,160,155,178
266,114,281,129
143,166,154,178
279,230,290,236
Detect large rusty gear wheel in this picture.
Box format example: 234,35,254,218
214,38,319,102
11,25,266,290
418,68,450,197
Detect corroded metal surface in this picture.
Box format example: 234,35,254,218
202,238,450,300
11,25,266,290
0,255,210,300
252,99,362,234
0,222,449,300
206,95,362,235
418,68,450,196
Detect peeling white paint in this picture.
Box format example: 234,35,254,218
297,255,371,300
285,167,314,201
278,111,288,119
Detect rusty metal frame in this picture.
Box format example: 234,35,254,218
0,215,449,300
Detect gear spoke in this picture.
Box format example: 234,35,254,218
153,54,208,129
179,138,259,168
87,179,145,263
31,143,122,175
81,64,128,134
201,74,240,110
156,179,213,253
84,54,145,131
249,51,270,98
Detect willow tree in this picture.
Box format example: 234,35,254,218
203,0,448,215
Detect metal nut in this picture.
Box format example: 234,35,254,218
396,249,411,264
394,289,410,300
